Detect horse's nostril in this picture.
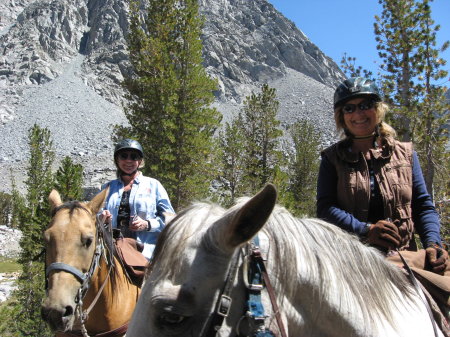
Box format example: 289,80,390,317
41,307,49,321
64,305,74,317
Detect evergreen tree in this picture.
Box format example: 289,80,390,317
0,192,13,227
11,124,54,336
374,0,449,197
9,171,25,229
119,0,221,209
217,117,246,206
54,156,84,201
340,52,375,80
239,84,284,194
281,120,322,217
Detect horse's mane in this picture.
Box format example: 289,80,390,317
152,199,415,327
261,204,414,325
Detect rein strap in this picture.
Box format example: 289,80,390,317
250,242,288,337
396,249,439,337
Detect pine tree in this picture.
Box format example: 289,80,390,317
374,0,449,197
0,192,13,227
239,84,284,194
9,171,25,229
11,124,54,336
281,120,322,217
340,52,375,80
217,117,247,206
54,156,84,201
119,0,221,209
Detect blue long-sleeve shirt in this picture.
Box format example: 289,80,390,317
316,151,441,247
102,174,175,259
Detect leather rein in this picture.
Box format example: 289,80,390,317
45,212,125,337
396,249,439,337
200,237,287,337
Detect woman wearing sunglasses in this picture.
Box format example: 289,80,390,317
100,138,175,260
316,77,449,315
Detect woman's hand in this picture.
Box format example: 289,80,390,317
366,220,401,251
100,210,112,224
129,216,149,231
425,243,448,274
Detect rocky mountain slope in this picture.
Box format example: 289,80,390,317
0,0,345,194
0,225,21,302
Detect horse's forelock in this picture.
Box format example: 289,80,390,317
149,202,225,281
51,201,89,218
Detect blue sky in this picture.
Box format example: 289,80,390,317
270,0,450,84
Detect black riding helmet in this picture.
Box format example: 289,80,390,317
334,77,382,108
114,139,144,158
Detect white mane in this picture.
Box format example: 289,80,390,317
261,204,414,326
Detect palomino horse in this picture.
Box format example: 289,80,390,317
127,184,444,337
41,188,141,336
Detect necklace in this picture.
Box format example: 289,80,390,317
353,132,376,139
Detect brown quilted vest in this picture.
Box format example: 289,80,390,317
322,137,415,249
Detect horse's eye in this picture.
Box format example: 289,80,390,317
82,236,93,248
159,312,185,325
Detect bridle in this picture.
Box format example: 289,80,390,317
45,211,113,337
200,237,287,337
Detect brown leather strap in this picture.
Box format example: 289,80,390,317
83,264,113,316
94,322,129,337
61,322,128,337
396,249,439,337
253,248,288,337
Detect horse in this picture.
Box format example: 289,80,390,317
41,188,141,337
126,184,444,337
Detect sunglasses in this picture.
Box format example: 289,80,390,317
342,100,375,114
117,152,141,161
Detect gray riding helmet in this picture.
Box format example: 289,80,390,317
333,77,382,108
114,139,144,158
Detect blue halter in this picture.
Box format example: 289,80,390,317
242,236,275,337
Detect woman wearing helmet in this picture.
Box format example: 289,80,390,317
100,138,175,260
316,77,449,312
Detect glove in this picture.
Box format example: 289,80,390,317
425,243,448,274
366,220,401,251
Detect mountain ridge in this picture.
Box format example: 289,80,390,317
0,0,345,194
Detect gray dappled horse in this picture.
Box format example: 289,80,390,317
127,184,443,337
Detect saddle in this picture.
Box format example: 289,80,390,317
114,237,149,287
387,250,450,336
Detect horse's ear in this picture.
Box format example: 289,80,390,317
224,184,277,249
87,187,109,215
49,189,63,211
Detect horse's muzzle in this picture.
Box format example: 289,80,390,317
41,304,76,332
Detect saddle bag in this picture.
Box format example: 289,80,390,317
114,237,149,286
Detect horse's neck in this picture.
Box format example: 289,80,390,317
83,255,140,333
265,226,439,337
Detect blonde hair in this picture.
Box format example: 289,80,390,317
334,101,397,139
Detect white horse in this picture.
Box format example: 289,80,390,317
127,184,444,337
